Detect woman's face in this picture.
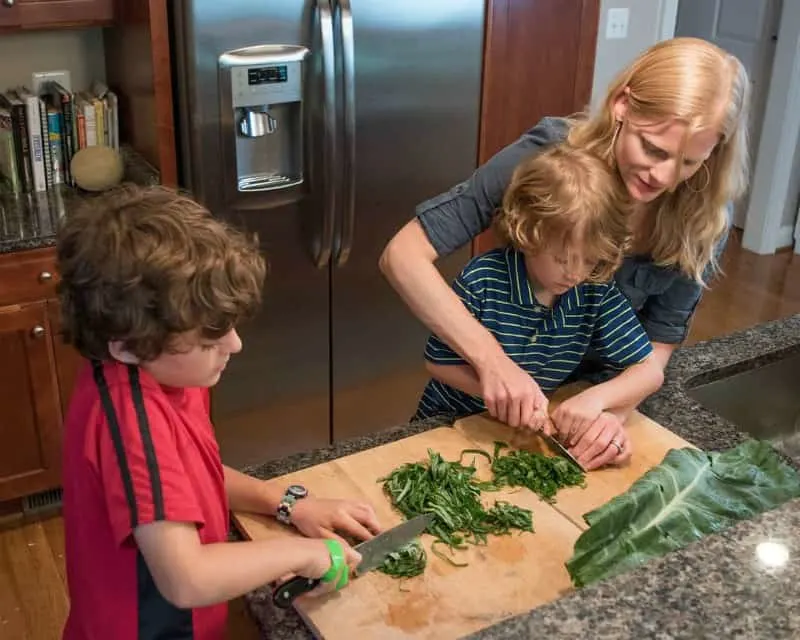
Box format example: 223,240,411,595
612,93,721,203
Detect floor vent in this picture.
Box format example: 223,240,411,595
22,487,64,516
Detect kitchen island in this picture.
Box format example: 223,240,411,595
241,314,800,639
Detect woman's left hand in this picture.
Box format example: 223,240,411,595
551,390,606,443
290,497,383,544
569,411,632,471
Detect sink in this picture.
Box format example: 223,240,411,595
686,349,800,443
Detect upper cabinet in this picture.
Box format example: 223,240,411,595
0,0,114,30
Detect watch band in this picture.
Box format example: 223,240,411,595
276,485,307,525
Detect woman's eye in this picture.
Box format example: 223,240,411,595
200,344,216,352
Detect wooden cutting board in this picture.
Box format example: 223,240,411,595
234,399,693,640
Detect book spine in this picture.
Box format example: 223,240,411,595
9,102,32,192
23,95,46,192
0,110,21,194
39,97,54,189
59,93,74,186
47,108,64,185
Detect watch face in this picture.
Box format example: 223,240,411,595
287,484,308,499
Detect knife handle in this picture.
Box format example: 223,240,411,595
272,576,321,609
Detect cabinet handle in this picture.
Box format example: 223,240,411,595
31,325,46,338
39,271,53,282
2,0,14,7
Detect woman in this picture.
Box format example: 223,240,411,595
379,37,751,470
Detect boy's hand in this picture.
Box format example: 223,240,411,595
570,411,632,471
478,352,549,429
551,389,606,444
290,498,382,545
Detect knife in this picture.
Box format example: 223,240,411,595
272,513,434,609
542,432,585,471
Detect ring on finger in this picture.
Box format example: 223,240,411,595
609,439,624,454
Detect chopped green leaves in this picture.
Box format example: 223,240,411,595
377,441,583,578
377,540,427,578
489,441,586,502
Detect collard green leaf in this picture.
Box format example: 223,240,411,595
566,440,800,587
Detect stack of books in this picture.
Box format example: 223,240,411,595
0,80,119,195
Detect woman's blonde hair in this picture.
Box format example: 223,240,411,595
567,37,751,283
493,143,630,283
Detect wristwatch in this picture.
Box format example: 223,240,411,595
276,484,308,525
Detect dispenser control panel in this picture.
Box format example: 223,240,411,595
231,59,302,108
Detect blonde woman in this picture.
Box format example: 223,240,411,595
380,37,750,470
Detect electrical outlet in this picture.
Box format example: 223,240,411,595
606,7,629,40
31,70,72,94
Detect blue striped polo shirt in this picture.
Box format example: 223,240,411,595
415,247,653,420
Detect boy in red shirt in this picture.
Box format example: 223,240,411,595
57,186,381,639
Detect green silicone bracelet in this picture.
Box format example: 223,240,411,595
320,539,348,589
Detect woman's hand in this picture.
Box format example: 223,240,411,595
569,411,632,471
290,498,382,545
551,389,606,443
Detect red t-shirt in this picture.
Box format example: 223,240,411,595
62,360,229,640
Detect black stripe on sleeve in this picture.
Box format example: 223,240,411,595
92,360,139,529
128,365,166,521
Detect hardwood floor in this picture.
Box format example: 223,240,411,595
1,229,799,639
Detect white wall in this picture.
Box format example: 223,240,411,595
591,0,679,107
0,28,105,93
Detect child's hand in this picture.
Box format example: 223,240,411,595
551,389,606,444
291,498,382,545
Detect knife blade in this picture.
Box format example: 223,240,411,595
272,513,433,609
542,432,585,471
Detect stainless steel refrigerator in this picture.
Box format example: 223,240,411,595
171,0,484,468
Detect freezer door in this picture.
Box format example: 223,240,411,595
329,1,485,441
173,0,334,467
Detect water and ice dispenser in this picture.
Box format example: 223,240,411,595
219,45,309,200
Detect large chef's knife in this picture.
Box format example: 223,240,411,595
272,513,433,609
542,432,585,471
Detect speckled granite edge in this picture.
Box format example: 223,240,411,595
243,315,800,640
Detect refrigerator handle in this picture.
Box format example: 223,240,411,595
333,0,356,267
314,0,338,268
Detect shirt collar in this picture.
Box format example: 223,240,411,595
505,249,536,307
504,247,581,311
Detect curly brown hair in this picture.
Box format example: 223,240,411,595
57,184,266,361
492,143,631,282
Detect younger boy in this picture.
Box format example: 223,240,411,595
414,145,664,468
58,185,381,640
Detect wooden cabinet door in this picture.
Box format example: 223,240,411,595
0,302,62,501
474,0,600,254
0,0,20,27
48,299,85,420
18,0,114,28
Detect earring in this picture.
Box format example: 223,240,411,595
686,162,711,193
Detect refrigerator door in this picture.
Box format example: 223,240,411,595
329,1,485,441
173,0,334,467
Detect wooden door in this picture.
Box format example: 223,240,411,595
0,302,62,500
474,0,600,254
18,0,114,28
48,299,85,420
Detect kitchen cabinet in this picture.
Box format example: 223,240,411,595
0,247,83,501
0,0,115,29
0,301,62,501
473,0,600,254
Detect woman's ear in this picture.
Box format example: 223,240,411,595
612,86,631,122
108,341,140,365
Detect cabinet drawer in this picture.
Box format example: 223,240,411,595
0,249,59,306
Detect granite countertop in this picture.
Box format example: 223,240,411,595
243,315,800,640
0,147,160,254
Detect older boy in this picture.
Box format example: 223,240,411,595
414,145,665,469
58,185,380,640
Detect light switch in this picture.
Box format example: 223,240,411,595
606,7,629,40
